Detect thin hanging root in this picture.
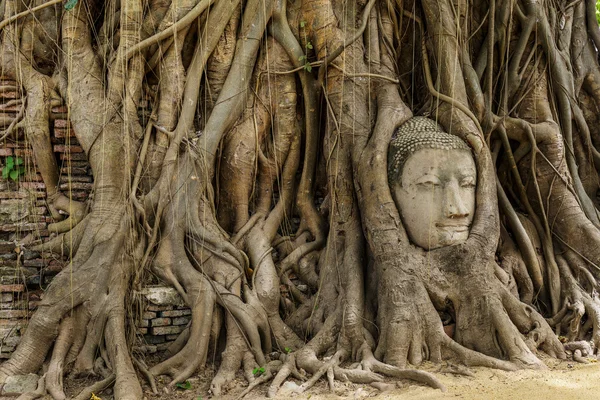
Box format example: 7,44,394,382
133,357,158,394
15,374,46,400
72,374,115,400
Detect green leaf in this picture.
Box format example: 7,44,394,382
306,42,313,50
298,55,306,62
2,166,9,179
300,20,306,28
6,156,14,169
18,167,25,175
175,381,192,390
9,169,18,181
64,0,78,10
284,347,292,354
196,397,203,400
15,157,23,166
252,367,265,376
305,64,312,73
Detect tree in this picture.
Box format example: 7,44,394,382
1,0,599,398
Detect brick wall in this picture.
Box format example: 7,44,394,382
0,78,189,358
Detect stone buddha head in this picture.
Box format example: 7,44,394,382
388,117,476,250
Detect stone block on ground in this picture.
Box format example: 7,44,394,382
1,374,39,396
142,286,185,307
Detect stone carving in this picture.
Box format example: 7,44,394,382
388,117,476,250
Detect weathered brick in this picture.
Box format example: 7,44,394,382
166,334,180,341
0,192,27,199
0,284,24,292
54,128,76,139
0,309,29,318
150,326,185,336
0,223,45,232
0,148,13,156
60,167,87,175
147,304,172,312
59,176,92,183
137,328,148,335
156,343,171,352
19,182,45,190
172,317,190,326
0,300,26,309
53,145,83,153
23,259,45,268
52,106,68,113
140,319,149,327
159,309,191,317
59,153,87,161
58,182,93,191
142,311,156,319
143,334,165,344
150,317,171,327
1,293,13,302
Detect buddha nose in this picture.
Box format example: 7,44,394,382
444,182,470,218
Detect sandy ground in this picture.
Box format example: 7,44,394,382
7,357,598,399
134,357,600,400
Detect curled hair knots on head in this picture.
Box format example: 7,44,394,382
387,117,471,184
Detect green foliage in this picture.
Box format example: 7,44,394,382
597,0,600,25
175,380,192,390
284,347,292,354
64,0,78,10
298,21,313,72
2,156,25,181
252,367,265,376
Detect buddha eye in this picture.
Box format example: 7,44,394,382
460,178,476,188
417,179,441,188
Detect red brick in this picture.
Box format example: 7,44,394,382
137,328,148,334
53,145,83,153
0,148,13,156
54,118,69,127
142,312,156,319
151,325,185,335
160,309,191,317
0,285,24,293
13,149,33,157
150,317,171,327
52,106,68,113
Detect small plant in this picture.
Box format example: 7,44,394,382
299,20,313,72
2,156,25,181
252,366,265,376
175,380,192,390
284,347,292,354
65,0,78,10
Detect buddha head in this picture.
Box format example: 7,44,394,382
388,117,476,250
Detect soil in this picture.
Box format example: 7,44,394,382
38,355,596,400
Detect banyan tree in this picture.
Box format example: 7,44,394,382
1,0,600,398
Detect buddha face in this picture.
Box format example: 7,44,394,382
391,147,476,250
